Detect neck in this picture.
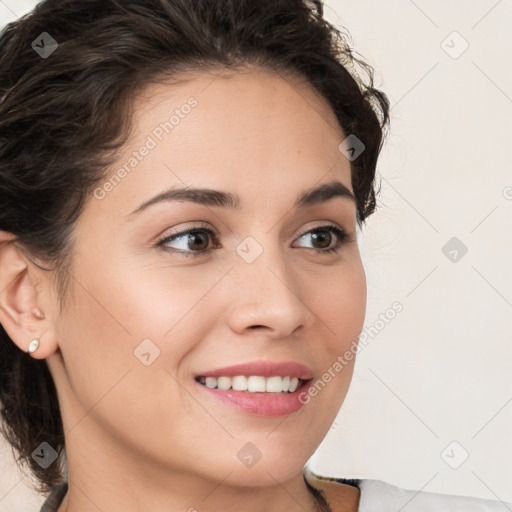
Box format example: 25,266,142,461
56,436,326,512
53,384,335,512
57,473,325,512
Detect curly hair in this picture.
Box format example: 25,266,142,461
0,0,390,495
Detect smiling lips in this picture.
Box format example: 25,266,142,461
196,360,314,379
194,360,314,416
197,375,303,393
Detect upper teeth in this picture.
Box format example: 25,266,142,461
198,375,301,393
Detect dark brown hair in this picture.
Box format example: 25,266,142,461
0,0,390,495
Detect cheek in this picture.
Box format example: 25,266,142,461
299,260,366,413
54,261,214,444
311,260,367,353
77,255,218,342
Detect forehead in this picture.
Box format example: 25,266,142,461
129,66,346,160
88,67,353,220
134,66,342,132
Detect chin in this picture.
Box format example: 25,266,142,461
222,460,305,487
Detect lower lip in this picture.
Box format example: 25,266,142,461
195,379,313,417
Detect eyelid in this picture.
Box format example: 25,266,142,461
156,221,220,241
156,221,347,242
292,220,345,239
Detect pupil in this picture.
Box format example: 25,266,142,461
189,232,208,250
312,230,331,249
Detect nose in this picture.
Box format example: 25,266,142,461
226,240,315,339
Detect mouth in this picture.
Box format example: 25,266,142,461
194,374,313,417
194,375,310,394
192,360,314,416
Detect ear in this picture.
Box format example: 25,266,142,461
0,230,59,359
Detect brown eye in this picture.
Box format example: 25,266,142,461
156,223,350,258
293,225,348,254
156,224,218,257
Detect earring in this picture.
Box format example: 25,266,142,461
28,338,40,354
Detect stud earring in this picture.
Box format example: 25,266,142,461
28,338,40,354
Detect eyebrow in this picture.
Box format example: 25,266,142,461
128,179,356,216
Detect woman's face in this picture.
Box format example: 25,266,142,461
46,67,367,489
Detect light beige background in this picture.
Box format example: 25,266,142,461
1,0,511,510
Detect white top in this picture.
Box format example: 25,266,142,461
355,478,510,511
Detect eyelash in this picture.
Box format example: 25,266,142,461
155,222,351,258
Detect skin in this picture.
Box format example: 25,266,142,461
0,66,365,512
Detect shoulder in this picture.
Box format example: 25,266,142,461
304,470,511,512
354,478,510,511
304,470,360,512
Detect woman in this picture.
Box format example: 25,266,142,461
0,1,508,511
